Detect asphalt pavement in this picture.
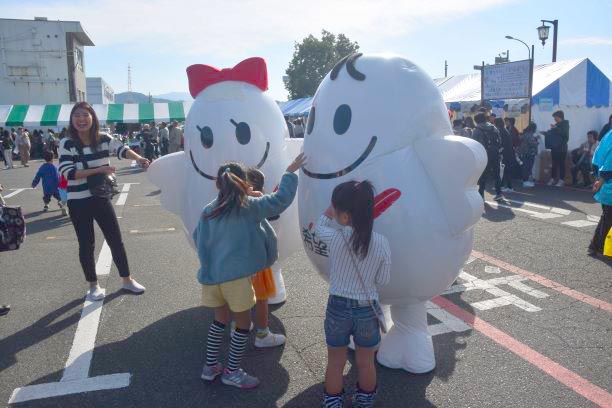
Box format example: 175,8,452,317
0,158,610,408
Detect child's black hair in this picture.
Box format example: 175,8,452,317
43,150,54,162
205,162,250,220
331,180,375,259
246,167,265,192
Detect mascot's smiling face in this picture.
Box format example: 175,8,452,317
184,81,285,182
302,53,452,179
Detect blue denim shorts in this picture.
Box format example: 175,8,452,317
324,295,381,348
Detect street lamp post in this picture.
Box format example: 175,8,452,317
537,19,559,62
505,36,531,59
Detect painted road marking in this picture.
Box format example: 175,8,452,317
484,266,501,274
503,198,572,216
114,183,136,206
129,227,175,234
3,188,33,199
486,201,564,219
443,271,548,312
426,301,471,336
561,220,599,228
9,183,133,404
472,250,612,313
587,214,600,222
433,296,612,408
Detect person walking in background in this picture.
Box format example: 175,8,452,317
140,124,156,162
505,117,521,149
545,110,570,187
599,114,612,142
150,122,160,157
518,123,540,188
589,130,612,258
495,117,518,192
159,122,169,156
1,129,14,169
293,118,304,138
168,120,182,153
473,112,504,201
31,151,63,212
571,130,598,188
284,116,295,138
15,127,31,167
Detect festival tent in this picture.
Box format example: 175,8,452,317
436,58,612,149
279,97,313,117
0,102,193,128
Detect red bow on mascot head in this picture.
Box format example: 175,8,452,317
186,57,268,98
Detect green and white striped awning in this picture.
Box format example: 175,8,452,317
0,102,193,128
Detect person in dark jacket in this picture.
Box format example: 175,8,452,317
473,112,503,201
31,150,63,212
505,117,521,148
495,118,518,192
545,110,570,187
140,124,156,162
1,129,14,169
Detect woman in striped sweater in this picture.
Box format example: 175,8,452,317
59,102,150,301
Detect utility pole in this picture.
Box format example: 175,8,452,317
444,60,448,77
127,64,133,103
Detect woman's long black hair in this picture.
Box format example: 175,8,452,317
205,162,250,220
332,180,375,259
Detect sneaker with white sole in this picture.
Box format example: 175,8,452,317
555,180,565,187
201,363,223,381
493,194,504,202
255,331,286,348
547,179,555,186
122,279,146,293
221,368,259,389
86,286,105,301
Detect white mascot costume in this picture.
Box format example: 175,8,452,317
298,53,487,373
148,57,301,304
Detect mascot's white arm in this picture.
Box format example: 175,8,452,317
146,151,187,216
414,135,487,236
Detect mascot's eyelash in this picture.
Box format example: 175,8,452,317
330,53,366,81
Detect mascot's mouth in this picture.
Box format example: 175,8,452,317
302,136,377,179
190,141,270,181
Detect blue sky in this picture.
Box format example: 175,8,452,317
1,0,610,101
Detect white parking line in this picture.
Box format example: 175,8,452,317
486,201,564,219
561,220,599,228
3,188,33,199
114,183,136,206
502,198,572,216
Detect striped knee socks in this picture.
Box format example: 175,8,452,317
227,327,249,372
205,320,225,367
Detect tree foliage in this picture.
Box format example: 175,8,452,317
285,30,359,100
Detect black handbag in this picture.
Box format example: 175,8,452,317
75,143,120,200
0,204,26,252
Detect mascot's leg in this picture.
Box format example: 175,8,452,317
267,264,287,304
376,302,435,374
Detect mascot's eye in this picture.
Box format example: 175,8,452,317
333,104,351,135
231,119,251,145
306,106,315,135
197,125,213,149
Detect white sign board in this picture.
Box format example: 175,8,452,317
483,60,531,100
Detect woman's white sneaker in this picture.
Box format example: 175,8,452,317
122,279,146,293
86,286,105,301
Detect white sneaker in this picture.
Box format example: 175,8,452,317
547,179,555,186
122,279,146,293
86,286,105,301
555,180,565,187
501,187,515,193
254,331,286,348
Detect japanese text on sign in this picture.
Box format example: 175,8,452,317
483,60,531,100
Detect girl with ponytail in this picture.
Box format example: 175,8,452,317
316,180,392,408
195,153,306,390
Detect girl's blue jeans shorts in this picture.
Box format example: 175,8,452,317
324,295,381,348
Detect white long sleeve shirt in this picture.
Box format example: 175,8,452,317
315,215,391,301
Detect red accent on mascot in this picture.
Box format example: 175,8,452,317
186,57,268,98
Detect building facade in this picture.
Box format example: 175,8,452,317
86,77,114,104
0,17,94,105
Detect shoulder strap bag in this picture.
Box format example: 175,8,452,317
74,143,120,200
339,230,388,333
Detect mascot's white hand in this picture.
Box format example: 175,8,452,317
146,151,186,216
414,135,487,235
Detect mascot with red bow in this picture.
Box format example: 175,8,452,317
148,57,302,304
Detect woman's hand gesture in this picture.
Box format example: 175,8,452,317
286,153,307,173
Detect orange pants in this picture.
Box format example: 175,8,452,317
252,267,276,300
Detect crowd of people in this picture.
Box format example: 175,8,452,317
452,109,606,200
0,126,64,169
285,116,306,138
1,101,610,406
